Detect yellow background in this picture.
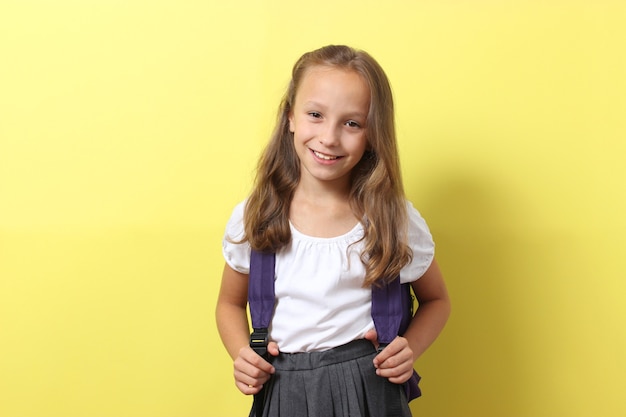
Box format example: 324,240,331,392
1,1,624,416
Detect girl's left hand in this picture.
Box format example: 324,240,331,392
370,335,415,384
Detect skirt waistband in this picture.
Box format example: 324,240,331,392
271,339,376,371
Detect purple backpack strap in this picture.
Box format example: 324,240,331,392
371,277,403,344
248,250,275,330
248,250,275,417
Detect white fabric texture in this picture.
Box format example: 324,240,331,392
222,200,434,353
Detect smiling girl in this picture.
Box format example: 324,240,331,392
216,45,450,417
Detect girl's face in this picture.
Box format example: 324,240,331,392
288,65,370,190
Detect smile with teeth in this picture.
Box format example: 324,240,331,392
312,150,340,160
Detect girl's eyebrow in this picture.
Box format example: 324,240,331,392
303,101,367,119
303,100,326,108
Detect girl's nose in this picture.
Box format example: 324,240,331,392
319,125,341,147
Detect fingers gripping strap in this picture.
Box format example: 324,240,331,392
371,277,403,345
248,251,276,332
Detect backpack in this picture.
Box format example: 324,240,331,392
248,250,421,416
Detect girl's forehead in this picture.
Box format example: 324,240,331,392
300,64,361,82
293,66,370,112
295,65,369,98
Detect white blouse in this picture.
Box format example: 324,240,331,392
222,200,435,353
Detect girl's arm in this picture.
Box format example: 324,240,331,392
215,263,277,394
372,258,451,383
405,258,451,358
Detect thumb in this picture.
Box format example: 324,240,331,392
364,328,379,350
267,341,280,357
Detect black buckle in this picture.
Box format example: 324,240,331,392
250,328,269,357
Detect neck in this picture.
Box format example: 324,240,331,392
290,178,358,238
293,177,352,205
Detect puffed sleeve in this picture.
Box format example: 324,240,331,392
399,201,435,283
222,201,251,274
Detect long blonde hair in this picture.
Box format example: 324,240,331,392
243,45,412,286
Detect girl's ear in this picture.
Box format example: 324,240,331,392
288,112,295,133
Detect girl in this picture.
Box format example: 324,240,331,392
216,45,450,417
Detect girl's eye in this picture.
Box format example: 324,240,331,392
308,112,322,119
345,120,361,128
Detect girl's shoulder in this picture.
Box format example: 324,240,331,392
401,200,435,282
405,200,430,234
222,200,250,274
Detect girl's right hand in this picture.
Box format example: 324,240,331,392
233,342,279,395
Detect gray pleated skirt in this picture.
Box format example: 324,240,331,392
249,339,412,417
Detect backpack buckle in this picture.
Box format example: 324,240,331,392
250,327,269,357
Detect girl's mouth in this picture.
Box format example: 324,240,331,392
312,149,340,160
